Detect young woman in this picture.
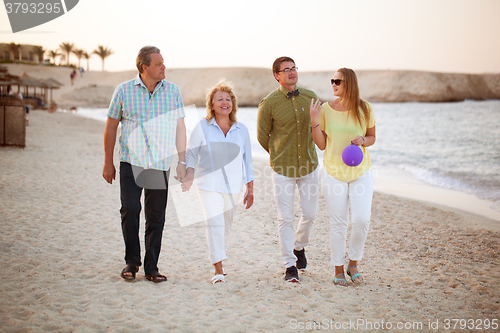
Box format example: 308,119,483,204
310,68,376,286
182,80,254,284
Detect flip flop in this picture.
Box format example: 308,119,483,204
145,271,167,283
120,264,139,281
334,273,348,287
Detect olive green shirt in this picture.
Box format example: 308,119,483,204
257,86,319,178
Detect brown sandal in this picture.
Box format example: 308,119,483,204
121,264,139,280
145,271,167,283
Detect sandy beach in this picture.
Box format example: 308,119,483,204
0,110,499,332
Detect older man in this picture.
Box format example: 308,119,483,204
103,46,186,283
257,56,320,283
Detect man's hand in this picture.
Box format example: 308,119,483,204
103,162,116,184
174,163,186,183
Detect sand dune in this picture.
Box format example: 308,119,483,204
4,64,500,108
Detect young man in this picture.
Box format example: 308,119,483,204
103,46,186,283
257,56,320,283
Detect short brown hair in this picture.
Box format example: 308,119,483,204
272,56,295,75
136,46,161,73
206,79,238,125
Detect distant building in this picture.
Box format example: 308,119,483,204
0,43,43,63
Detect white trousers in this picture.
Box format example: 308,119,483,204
321,168,373,266
272,168,319,268
197,189,240,264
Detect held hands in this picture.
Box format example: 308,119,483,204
174,163,187,183
179,168,194,192
310,98,322,127
351,136,365,146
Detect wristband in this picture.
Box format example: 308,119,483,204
178,161,186,165
311,123,320,128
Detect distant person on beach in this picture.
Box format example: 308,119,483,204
103,46,187,283
80,67,84,77
181,80,254,284
70,70,76,85
309,68,376,286
15,91,29,125
257,56,320,283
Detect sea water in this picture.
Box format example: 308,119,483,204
75,100,500,204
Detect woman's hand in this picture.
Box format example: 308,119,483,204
310,98,322,127
351,136,365,146
243,181,254,209
180,168,194,192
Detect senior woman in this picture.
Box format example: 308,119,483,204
181,80,254,284
309,68,376,286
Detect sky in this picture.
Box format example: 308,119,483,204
1,0,499,74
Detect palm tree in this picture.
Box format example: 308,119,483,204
72,49,84,68
6,42,22,63
83,52,91,71
93,45,113,72
32,46,45,64
48,50,61,65
59,42,74,66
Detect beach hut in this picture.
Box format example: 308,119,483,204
41,77,62,105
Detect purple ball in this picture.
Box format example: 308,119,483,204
342,144,363,167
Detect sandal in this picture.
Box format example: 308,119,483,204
334,273,348,287
120,264,139,281
347,266,363,284
145,271,167,283
212,274,225,284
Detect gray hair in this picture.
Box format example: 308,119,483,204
136,46,161,73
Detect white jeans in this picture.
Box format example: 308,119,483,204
197,189,241,264
272,168,319,268
321,168,373,266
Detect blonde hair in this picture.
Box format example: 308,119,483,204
337,68,371,129
206,79,238,124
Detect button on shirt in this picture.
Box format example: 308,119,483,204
186,118,254,194
107,75,185,171
257,86,319,178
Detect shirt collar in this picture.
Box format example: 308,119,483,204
279,85,299,96
209,117,240,131
134,74,165,92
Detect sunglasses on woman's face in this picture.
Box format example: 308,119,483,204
331,79,343,86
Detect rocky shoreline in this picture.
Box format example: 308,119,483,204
4,64,500,108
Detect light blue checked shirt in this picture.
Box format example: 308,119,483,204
107,74,185,171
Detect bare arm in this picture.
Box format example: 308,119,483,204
352,126,376,147
310,99,327,150
103,117,120,184
175,117,187,181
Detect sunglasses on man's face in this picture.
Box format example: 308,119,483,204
331,79,343,86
